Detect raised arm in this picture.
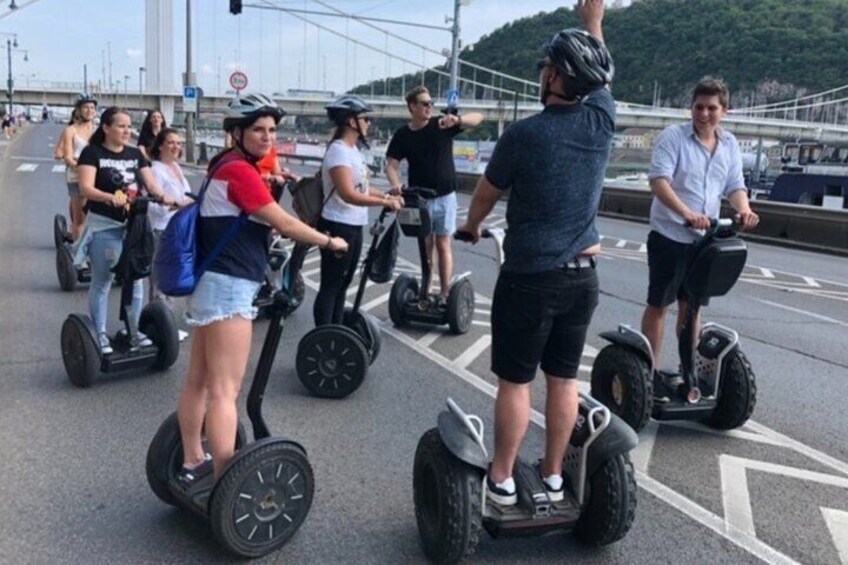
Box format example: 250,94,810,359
577,0,604,43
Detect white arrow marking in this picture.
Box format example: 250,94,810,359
822,508,848,565
721,454,848,539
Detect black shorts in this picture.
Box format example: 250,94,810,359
646,230,709,308
491,267,599,384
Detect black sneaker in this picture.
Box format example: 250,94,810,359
485,467,517,506
653,371,673,403
176,453,213,491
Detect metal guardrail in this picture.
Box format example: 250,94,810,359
455,173,848,256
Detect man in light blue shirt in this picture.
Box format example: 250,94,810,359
642,77,759,400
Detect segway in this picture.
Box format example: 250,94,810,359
389,186,475,334
591,218,757,432
60,196,179,388
55,213,92,291
295,208,395,398
146,285,314,558
256,234,306,319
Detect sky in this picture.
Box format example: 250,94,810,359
0,0,627,97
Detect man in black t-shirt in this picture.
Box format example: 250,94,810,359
385,86,483,302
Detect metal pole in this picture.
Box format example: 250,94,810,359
7,39,12,115
83,64,88,95
449,0,461,96
185,0,196,163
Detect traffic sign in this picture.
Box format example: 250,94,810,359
229,71,249,92
183,85,198,113
446,88,460,108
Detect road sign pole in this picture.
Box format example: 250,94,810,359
184,0,196,163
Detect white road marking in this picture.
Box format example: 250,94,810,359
802,276,822,288
615,239,628,248
822,508,848,565
11,155,55,162
630,420,659,473
16,163,37,172
361,292,390,312
760,268,775,278
454,335,491,369
662,421,785,447
756,298,848,328
52,164,66,173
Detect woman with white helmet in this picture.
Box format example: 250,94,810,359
313,95,403,326
174,93,349,485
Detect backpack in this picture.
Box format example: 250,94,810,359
153,161,248,296
288,170,335,226
113,197,155,282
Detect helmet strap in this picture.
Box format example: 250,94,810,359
232,128,261,164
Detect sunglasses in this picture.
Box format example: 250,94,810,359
357,115,371,124
417,99,434,108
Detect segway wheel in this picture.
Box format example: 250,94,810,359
590,345,653,432
296,326,369,399
446,278,475,335
145,412,248,507
139,300,180,371
56,244,77,292
574,454,637,546
389,274,418,328
413,428,483,564
343,308,383,365
53,213,68,249
703,349,756,430
61,314,101,388
210,441,314,558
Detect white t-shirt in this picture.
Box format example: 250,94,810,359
149,160,192,230
320,139,369,226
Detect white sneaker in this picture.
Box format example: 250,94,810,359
178,329,189,342
137,331,153,347
485,473,517,506
541,473,564,502
98,333,113,355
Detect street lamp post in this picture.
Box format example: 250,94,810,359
124,74,129,107
0,32,18,115
138,66,145,101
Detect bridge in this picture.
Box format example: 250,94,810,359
14,86,848,143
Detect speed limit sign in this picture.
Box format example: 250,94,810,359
229,71,249,92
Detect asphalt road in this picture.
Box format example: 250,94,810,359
1,124,847,565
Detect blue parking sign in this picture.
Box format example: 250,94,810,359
447,88,460,108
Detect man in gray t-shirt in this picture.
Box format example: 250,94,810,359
457,0,614,507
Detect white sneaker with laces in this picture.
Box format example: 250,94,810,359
98,333,113,355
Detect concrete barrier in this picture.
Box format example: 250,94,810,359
456,173,848,256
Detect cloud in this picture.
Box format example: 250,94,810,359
126,48,143,59
201,63,214,75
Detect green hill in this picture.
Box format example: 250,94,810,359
355,0,848,109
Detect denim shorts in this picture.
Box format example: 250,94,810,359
491,267,599,383
423,192,457,236
67,182,81,197
185,271,262,327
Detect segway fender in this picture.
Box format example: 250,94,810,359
437,410,488,472
600,326,653,368
584,414,638,478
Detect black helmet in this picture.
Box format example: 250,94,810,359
223,93,285,132
543,29,613,98
325,95,372,125
75,93,98,108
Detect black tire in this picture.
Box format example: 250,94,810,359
574,454,637,546
389,274,418,328
703,349,757,430
53,213,68,249
296,325,369,399
446,278,475,335
210,441,314,558
413,428,483,564
61,314,100,388
145,412,248,507
343,308,382,365
56,243,77,292
139,300,180,371
591,345,653,432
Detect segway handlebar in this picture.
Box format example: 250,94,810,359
401,185,438,199
454,227,505,266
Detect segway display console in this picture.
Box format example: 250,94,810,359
389,186,475,334
146,287,314,558
591,219,757,431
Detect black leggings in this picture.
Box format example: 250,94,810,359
313,218,364,326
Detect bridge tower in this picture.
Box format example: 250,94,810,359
144,0,176,121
